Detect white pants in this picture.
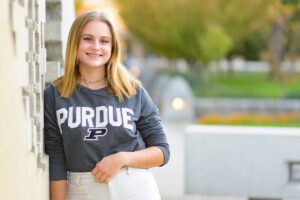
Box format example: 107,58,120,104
66,167,161,200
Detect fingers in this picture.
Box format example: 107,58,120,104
91,162,104,176
104,177,111,183
91,163,112,183
93,171,102,181
92,163,104,180
94,172,111,183
92,154,123,183
99,174,111,183
91,167,97,176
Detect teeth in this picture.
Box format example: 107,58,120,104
87,53,101,56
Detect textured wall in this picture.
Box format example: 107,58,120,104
45,0,75,83
0,0,49,199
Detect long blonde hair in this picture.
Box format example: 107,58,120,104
54,10,140,102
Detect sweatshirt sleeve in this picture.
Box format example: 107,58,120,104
44,85,67,180
136,87,170,166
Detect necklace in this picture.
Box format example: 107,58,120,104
81,76,105,84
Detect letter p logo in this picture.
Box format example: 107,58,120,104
84,128,107,141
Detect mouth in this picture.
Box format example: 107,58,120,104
86,53,102,57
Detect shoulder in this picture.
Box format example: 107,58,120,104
44,84,60,100
45,83,56,93
133,86,150,101
135,86,157,108
136,85,148,96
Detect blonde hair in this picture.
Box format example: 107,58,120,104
54,10,140,102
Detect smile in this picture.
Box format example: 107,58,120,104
86,53,102,57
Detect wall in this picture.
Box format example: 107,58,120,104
45,0,75,82
185,125,300,200
195,98,300,117
0,0,48,199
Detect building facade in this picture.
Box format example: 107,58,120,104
0,0,48,199
0,0,74,199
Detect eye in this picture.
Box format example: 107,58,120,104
83,37,92,41
101,39,109,44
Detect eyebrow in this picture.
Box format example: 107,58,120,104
81,33,111,39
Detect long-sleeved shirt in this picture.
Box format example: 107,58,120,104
44,83,170,180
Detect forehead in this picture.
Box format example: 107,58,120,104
81,20,112,37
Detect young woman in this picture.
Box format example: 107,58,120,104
44,10,170,200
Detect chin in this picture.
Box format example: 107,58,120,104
87,63,106,68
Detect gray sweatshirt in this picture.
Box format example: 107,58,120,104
44,84,170,180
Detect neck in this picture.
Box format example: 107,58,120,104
79,66,106,90
79,66,105,80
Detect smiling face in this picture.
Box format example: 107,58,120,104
77,20,113,70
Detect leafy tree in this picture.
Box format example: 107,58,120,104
229,29,270,60
199,25,233,63
115,0,276,82
266,0,300,81
283,1,300,66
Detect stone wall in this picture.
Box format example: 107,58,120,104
0,0,49,199
45,0,75,83
45,0,63,82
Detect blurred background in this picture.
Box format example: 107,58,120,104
1,0,300,199
76,0,300,127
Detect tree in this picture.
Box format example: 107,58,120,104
199,25,233,63
264,0,300,81
115,0,275,71
282,0,300,76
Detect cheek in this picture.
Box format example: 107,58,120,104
104,46,112,55
78,42,89,51
78,43,88,59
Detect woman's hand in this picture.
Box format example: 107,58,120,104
91,152,128,183
91,147,164,183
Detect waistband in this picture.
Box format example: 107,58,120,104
68,167,150,184
68,172,99,185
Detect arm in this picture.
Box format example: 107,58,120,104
91,146,164,183
44,86,68,197
50,180,67,200
92,87,169,183
122,146,164,168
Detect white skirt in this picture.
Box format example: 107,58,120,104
66,167,161,200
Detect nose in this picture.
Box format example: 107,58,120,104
92,41,101,50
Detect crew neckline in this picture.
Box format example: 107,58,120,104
76,84,108,95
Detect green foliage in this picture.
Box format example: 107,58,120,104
265,0,300,80
167,71,300,99
283,1,300,59
115,0,274,64
198,25,233,63
229,29,270,60
282,0,300,5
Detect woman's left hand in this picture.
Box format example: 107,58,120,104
91,152,127,183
